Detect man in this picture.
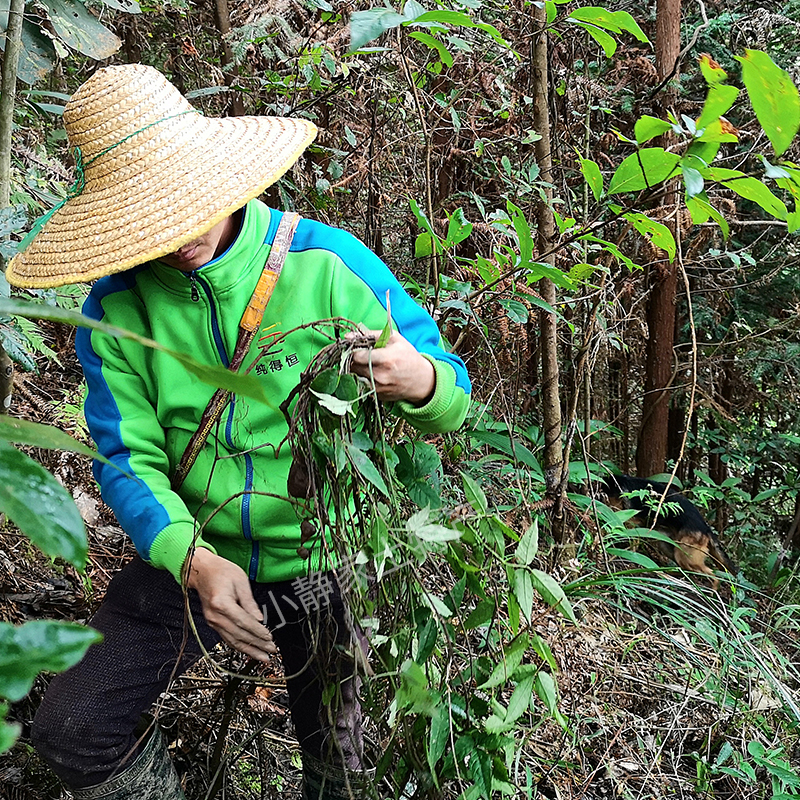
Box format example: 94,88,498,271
7,64,470,799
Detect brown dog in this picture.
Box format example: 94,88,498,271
599,474,736,587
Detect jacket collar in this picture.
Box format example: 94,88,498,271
149,201,273,294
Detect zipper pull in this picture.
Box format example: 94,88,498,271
189,272,199,302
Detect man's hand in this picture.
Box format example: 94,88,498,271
184,548,277,662
349,330,435,404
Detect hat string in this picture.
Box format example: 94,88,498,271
17,109,199,256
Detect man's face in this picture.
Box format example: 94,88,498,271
159,214,237,272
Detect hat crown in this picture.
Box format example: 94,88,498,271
64,64,194,168
7,63,318,288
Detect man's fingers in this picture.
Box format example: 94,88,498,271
188,552,277,660
234,579,265,621
206,591,269,640
205,599,277,660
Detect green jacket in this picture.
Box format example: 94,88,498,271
77,200,471,584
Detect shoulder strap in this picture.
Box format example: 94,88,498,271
171,211,301,492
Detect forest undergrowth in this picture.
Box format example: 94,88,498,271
0,323,798,799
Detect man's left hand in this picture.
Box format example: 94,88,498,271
349,330,435,404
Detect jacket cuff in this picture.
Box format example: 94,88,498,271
396,356,465,430
147,521,218,583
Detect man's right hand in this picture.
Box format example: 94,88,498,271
184,547,277,662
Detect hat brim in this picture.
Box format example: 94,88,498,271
7,115,317,288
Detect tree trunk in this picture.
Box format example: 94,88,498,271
0,0,24,205
212,0,245,116
531,5,564,532
636,0,681,477
0,0,24,415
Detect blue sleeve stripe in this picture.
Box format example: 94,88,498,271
76,273,171,559
264,207,283,245
290,220,471,393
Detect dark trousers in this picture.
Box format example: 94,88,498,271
31,557,363,790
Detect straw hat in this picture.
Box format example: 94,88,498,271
7,64,318,288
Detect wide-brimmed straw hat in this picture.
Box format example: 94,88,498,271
7,63,318,288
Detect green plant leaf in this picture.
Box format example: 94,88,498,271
507,200,534,264
498,298,528,324
0,620,102,702
461,472,488,515
310,368,340,395
695,119,737,145
334,373,360,402
445,208,473,247
468,746,492,800
310,390,356,416
0,7,57,84
567,7,648,42
534,670,559,716
703,167,788,220
529,632,558,672
686,194,730,239
423,592,453,617
346,443,388,495
761,156,791,179
633,115,672,144
0,299,267,404
696,84,739,130
606,547,659,568
623,211,676,260
409,197,435,236
38,0,121,59
0,704,20,754
681,165,704,199
395,442,442,509
0,441,88,569
578,156,603,200
349,8,410,52
580,235,639,271
100,0,141,12
415,232,433,258
375,290,393,348
479,633,529,688
463,599,495,630
408,30,453,68
524,261,577,290
410,11,507,48
483,711,511,734
738,49,800,157
699,53,727,85
396,659,434,715
515,520,539,566
505,674,535,723
467,430,542,474
415,616,438,664
407,512,461,543
608,148,681,194
512,568,534,623
571,20,616,57
530,569,577,624
18,26,57,84
0,416,99,459
428,705,449,773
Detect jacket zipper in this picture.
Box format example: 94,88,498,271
191,271,258,580
189,272,199,302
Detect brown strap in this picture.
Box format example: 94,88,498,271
171,212,301,491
